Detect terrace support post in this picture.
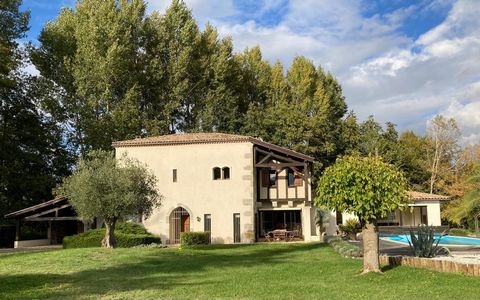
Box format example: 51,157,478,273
48,221,52,244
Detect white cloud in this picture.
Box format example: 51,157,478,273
146,0,480,143
146,0,236,24
439,84,480,145
340,0,480,143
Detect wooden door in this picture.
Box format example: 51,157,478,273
233,213,241,243
181,215,190,233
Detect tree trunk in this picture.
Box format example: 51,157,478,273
362,220,381,274
102,218,117,248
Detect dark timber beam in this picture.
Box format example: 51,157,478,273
24,204,71,220
257,153,272,164
255,162,305,168
26,217,79,221
255,148,299,163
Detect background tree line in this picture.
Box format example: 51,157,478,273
1,0,479,231
0,0,73,233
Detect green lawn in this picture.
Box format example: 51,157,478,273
1,243,479,299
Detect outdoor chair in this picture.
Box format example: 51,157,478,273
265,231,274,242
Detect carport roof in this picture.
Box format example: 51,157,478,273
4,197,77,220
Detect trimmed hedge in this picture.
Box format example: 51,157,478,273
63,222,160,248
114,222,151,235
0,226,15,248
325,236,362,258
180,232,210,246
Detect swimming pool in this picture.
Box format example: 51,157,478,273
382,234,480,246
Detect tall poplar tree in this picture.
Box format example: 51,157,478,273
32,0,149,151
197,25,242,132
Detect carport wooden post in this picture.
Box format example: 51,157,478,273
15,219,20,241
48,220,52,244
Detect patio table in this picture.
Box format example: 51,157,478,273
265,230,296,242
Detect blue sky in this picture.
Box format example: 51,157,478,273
21,0,480,144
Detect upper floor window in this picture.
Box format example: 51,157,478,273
173,169,177,182
287,169,303,187
222,167,230,180
269,170,277,187
213,166,230,180
261,169,277,187
213,167,222,180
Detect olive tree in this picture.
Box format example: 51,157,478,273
316,156,410,273
58,150,161,248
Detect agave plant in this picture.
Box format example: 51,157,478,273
407,224,449,258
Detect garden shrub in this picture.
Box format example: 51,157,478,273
63,222,160,248
180,232,210,246
115,222,150,235
338,218,361,240
325,235,362,257
448,228,474,237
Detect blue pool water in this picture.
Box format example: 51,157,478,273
383,234,480,246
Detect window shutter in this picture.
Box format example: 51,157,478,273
261,170,269,187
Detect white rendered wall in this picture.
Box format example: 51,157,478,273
116,142,255,244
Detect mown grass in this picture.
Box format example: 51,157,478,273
1,243,479,299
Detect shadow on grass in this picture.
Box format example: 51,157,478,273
0,243,327,298
381,264,400,272
183,243,257,250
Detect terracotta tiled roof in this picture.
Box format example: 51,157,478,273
408,191,450,201
112,132,250,147
112,132,314,161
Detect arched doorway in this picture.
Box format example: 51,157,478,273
169,207,190,244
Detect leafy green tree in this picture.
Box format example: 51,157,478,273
0,0,29,88
339,111,361,155
398,131,431,191
426,115,460,194
237,46,272,109
32,0,149,151
57,150,161,248
1,0,73,223
358,116,401,162
145,0,203,133
316,156,410,273
243,56,349,181
445,163,480,235
197,25,242,132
